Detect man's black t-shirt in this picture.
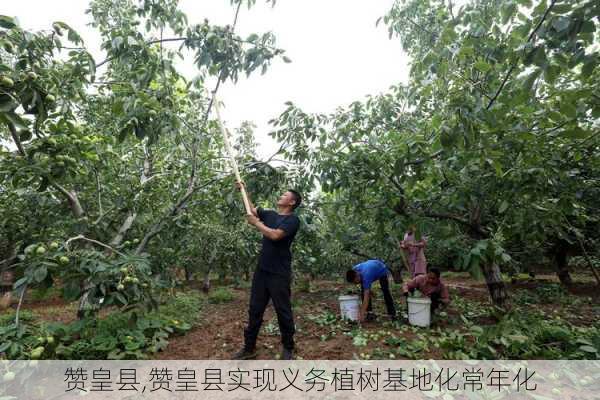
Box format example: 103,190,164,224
257,208,300,277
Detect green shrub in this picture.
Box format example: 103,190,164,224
208,287,234,304
0,310,36,325
0,292,203,360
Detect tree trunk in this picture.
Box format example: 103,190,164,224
482,263,509,307
184,264,193,282
554,242,573,286
202,267,211,293
0,245,18,310
77,281,97,319
0,270,15,310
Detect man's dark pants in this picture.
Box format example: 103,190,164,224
430,291,442,313
360,274,397,317
244,269,295,351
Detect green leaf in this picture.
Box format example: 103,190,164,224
474,60,491,72
114,292,127,305
579,345,597,354
581,20,595,33
543,64,560,84
13,277,28,289
111,36,123,49
67,28,82,44
0,15,17,29
499,201,509,214
552,16,570,32
33,266,48,283
19,129,32,142
562,128,587,139
2,112,28,130
0,97,18,112
501,2,517,25
581,58,596,80
532,47,547,67
559,102,577,118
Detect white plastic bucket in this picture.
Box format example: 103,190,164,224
338,295,360,321
407,297,432,327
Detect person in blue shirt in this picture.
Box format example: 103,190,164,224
346,259,397,322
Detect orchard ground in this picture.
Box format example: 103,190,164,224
3,271,598,360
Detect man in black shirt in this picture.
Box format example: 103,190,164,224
232,183,301,360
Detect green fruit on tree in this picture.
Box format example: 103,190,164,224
30,346,44,360
58,256,69,265
36,246,47,255
46,336,55,345
131,277,139,284
117,283,125,291
26,72,38,80
46,94,56,102
120,267,128,273
37,336,46,343
148,110,157,117
2,371,15,382
49,242,59,250
132,238,140,244
0,76,14,88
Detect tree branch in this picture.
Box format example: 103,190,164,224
486,0,557,110
65,234,126,257
50,182,85,218
7,122,26,157
109,212,137,247
133,2,244,255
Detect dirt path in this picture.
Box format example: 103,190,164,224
154,275,599,360
153,280,488,360
153,284,354,360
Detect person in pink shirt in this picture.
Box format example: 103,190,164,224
400,225,428,278
402,268,450,314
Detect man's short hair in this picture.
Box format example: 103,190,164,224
429,267,441,278
346,269,358,283
288,189,302,210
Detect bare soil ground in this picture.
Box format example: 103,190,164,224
3,272,597,360
152,274,599,359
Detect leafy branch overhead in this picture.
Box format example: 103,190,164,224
270,0,600,304
0,0,295,322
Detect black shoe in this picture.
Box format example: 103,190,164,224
281,348,294,360
232,347,257,360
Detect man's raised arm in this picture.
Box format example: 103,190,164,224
235,181,258,217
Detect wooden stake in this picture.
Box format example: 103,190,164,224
212,94,253,216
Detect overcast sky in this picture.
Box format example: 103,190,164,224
3,0,409,158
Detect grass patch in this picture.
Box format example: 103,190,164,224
208,287,234,304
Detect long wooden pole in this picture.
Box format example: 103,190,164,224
212,94,253,216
